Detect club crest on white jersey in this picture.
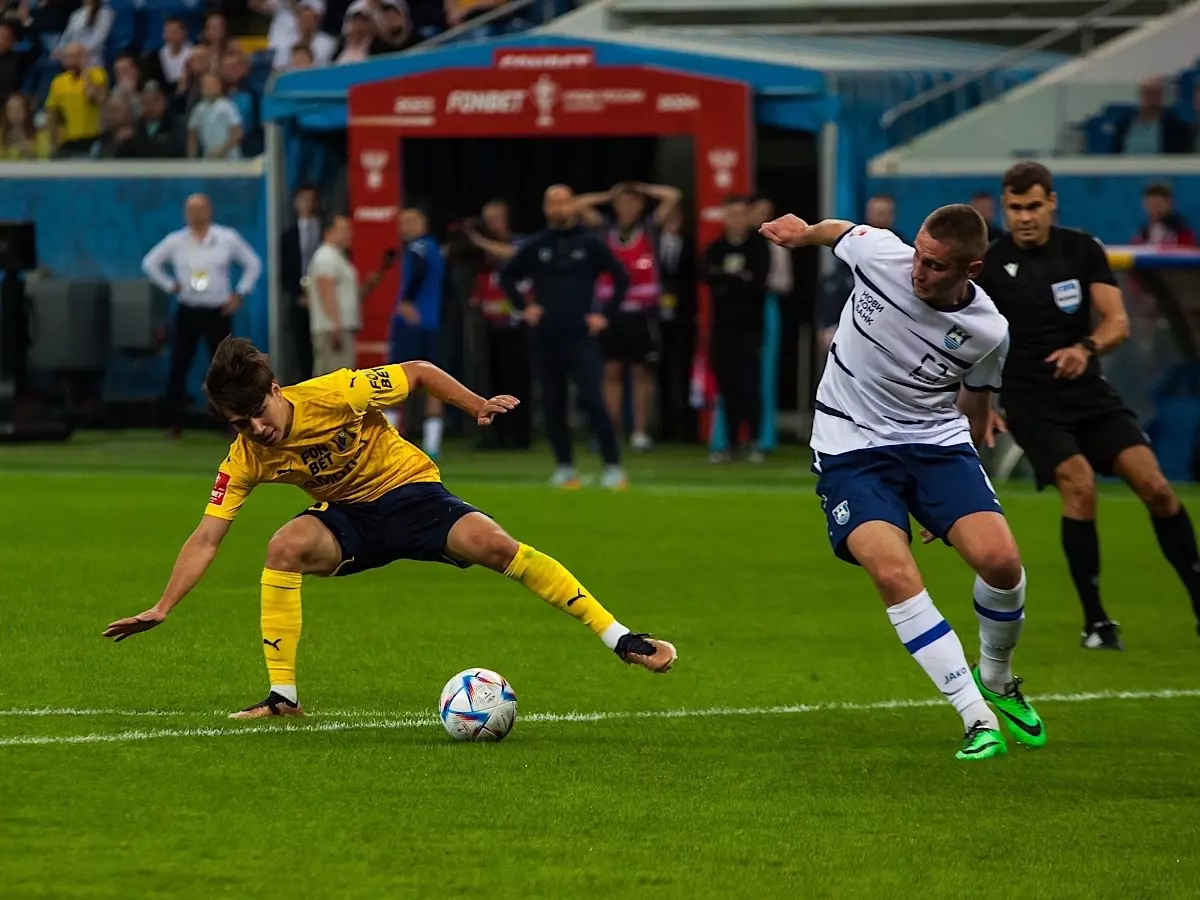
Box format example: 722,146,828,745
813,226,1010,456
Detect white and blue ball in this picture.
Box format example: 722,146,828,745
438,668,518,742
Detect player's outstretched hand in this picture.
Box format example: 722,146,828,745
102,608,166,643
759,214,810,249
477,395,520,426
1045,345,1090,379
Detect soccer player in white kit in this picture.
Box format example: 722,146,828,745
761,205,1046,760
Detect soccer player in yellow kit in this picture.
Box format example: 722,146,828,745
103,337,676,718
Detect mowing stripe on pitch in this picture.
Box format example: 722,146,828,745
1,688,1197,748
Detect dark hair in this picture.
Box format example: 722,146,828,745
164,15,186,28
293,183,318,198
1002,160,1053,196
868,193,895,204
84,0,100,30
203,337,276,417
724,194,753,206
322,213,347,235
922,203,988,262
1143,182,1173,200
971,190,993,202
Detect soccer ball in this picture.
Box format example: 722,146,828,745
438,668,518,742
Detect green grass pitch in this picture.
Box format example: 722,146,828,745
1,434,1198,898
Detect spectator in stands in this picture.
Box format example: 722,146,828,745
0,22,33,107
220,49,258,153
749,195,792,454
204,12,232,62
1134,183,1195,247
1115,77,1191,154
656,202,696,444
336,6,388,63
445,0,503,27
288,43,313,69
281,183,321,380
343,0,410,48
110,50,142,119
146,16,193,94
173,43,211,115
864,193,903,242
0,91,51,159
8,0,73,47
970,191,1003,242
44,42,106,157
52,0,112,70
293,0,336,67
187,72,242,159
98,93,136,156
117,81,182,158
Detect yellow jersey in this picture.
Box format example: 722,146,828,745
45,67,108,143
204,365,439,521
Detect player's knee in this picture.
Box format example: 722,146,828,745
1136,472,1176,517
1056,460,1096,517
871,560,923,605
472,530,520,572
976,543,1023,590
264,527,311,572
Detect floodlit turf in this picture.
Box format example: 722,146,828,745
2,433,1199,899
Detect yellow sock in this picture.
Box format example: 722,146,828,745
260,568,303,693
503,543,621,641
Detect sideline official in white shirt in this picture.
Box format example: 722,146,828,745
142,193,263,436
305,214,389,376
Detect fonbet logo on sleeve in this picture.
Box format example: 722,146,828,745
210,471,231,506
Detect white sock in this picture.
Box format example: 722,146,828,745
887,590,997,731
271,684,298,704
600,621,631,651
974,567,1026,694
423,416,443,455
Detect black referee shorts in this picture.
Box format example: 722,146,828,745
1003,381,1148,489
600,312,661,365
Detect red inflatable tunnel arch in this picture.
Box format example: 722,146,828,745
347,47,753,414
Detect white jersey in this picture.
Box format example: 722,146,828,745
812,225,1009,456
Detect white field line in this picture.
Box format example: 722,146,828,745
0,689,1197,748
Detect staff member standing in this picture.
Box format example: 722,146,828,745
500,184,630,490
978,161,1200,650
464,199,532,450
704,196,771,463
305,214,388,376
143,193,262,437
392,207,446,458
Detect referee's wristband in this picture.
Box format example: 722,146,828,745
1080,337,1099,356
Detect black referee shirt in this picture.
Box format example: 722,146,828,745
976,226,1119,393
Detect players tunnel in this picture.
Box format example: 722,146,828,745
262,34,839,438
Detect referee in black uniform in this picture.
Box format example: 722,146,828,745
977,161,1200,649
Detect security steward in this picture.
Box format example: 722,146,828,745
977,160,1200,650
499,184,631,490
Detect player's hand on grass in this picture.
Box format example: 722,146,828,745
102,608,166,642
759,214,810,249
476,395,519,426
1045,345,1090,379
585,313,608,336
984,408,1007,449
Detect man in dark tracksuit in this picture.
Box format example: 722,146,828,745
500,184,631,490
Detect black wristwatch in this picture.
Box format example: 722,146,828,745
1080,337,1099,356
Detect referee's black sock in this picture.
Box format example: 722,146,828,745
1151,507,1200,620
1061,517,1109,629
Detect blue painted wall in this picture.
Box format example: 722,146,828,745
0,173,269,400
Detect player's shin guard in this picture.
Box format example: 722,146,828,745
503,543,629,648
260,568,303,698
1151,507,1200,619
888,590,996,730
974,568,1026,693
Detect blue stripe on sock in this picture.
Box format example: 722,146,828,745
973,600,1025,622
903,619,952,654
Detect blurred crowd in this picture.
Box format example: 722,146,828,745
0,0,576,160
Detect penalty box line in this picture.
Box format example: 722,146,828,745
1,688,1198,748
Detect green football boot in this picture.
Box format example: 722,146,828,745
973,668,1047,749
956,721,1007,761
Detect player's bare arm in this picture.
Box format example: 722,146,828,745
102,515,233,641
1046,283,1131,379
760,215,857,249
957,389,1006,449
399,361,518,426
